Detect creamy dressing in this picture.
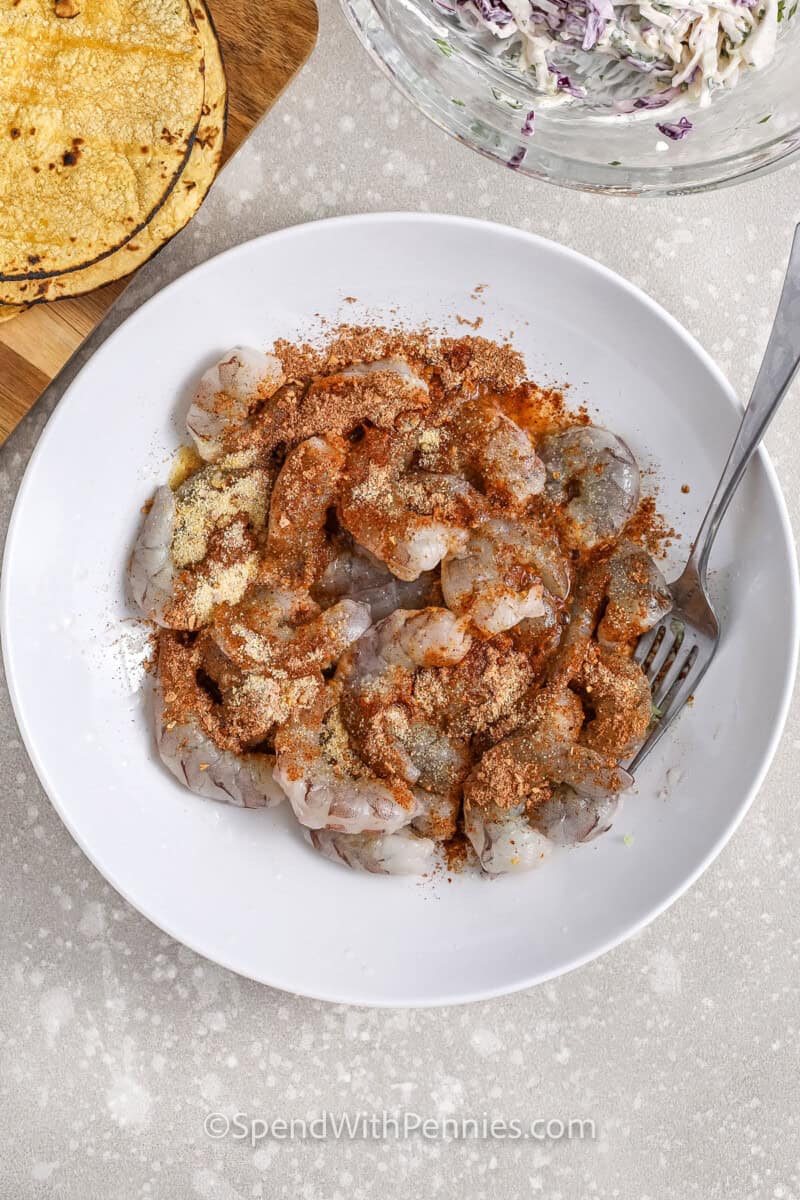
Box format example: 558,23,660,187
440,0,782,111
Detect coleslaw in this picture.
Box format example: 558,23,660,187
437,0,783,112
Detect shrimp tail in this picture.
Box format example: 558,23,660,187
532,787,623,845
464,799,553,875
129,485,176,625
155,690,285,809
187,347,285,462
306,828,440,875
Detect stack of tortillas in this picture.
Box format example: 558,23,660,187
0,0,226,321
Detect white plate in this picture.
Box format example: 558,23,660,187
2,214,797,1007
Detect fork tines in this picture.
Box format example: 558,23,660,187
629,618,709,772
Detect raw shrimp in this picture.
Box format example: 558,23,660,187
344,607,473,675
266,434,347,585
462,686,633,873
490,560,653,755
543,545,668,689
531,787,622,847
490,564,613,737
129,484,175,625
156,694,284,809
339,427,480,581
463,798,553,874
539,426,640,550
154,636,289,808
306,827,439,875
544,557,616,690
273,681,420,834
419,397,546,509
210,582,371,676
337,608,473,787
441,517,569,635
129,457,270,628
338,358,427,387
186,346,285,462
313,537,441,621
410,790,461,841
596,542,672,651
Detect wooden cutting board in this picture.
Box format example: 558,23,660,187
0,0,319,445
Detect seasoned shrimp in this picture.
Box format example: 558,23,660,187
210,583,371,675
464,685,632,873
346,606,473,674
129,457,270,629
313,537,441,621
419,397,546,509
338,358,427,386
511,594,565,678
531,786,622,847
299,358,429,436
307,827,439,875
539,426,640,550
337,608,472,787
596,542,672,651
186,347,285,462
247,357,430,455
192,631,309,750
158,629,317,752
266,435,347,586
274,681,419,834
441,517,569,635
544,557,615,690
339,427,480,581
576,643,652,759
133,327,675,879
312,358,428,403
412,635,535,739
154,635,291,808
467,687,628,806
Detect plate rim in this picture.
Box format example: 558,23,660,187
2,211,798,1007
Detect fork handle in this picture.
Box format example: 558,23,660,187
687,224,800,585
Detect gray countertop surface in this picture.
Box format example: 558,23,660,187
2,3,799,1196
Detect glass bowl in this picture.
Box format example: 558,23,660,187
340,0,800,196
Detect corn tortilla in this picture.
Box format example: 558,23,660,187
0,0,225,311
0,302,26,321
0,0,205,296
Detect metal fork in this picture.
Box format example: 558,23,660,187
629,224,800,775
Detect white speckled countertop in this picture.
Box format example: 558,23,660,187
2,3,800,1196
